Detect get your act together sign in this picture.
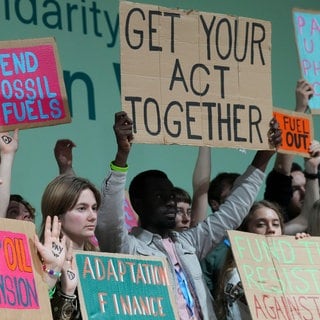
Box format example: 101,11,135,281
0,37,71,132
120,1,273,150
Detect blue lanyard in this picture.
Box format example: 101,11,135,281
175,267,194,315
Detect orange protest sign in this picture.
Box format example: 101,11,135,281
273,108,313,157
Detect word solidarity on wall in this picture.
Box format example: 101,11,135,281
228,230,320,320
120,1,273,150
75,251,178,319
0,37,70,132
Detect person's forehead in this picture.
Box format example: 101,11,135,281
177,201,191,208
251,207,279,219
146,177,173,189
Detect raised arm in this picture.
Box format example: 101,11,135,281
284,140,320,234
185,118,282,258
0,130,19,218
251,118,282,172
54,139,76,175
191,146,211,226
95,111,133,252
273,79,312,174
264,79,313,219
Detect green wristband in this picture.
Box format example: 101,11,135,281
110,161,128,173
48,286,56,299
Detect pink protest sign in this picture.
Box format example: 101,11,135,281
0,37,71,131
0,218,52,319
0,231,38,309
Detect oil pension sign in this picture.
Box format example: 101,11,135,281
0,218,52,320
120,1,273,149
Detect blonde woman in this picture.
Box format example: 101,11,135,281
35,174,101,320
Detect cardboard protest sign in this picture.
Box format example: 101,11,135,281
293,8,320,114
0,37,71,131
120,1,273,150
228,230,320,320
74,251,179,319
273,107,313,157
0,218,52,319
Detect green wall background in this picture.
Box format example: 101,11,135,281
1,0,319,228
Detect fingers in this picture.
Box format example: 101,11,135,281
309,140,320,156
43,216,52,246
268,118,282,148
114,112,134,144
51,215,61,238
295,232,310,239
13,129,19,142
44,215,62,246
115,111,133,126
54,139,76,152
296,79,313,95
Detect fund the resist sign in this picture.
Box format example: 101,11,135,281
228,230,320,320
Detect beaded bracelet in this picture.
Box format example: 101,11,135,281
42,264,62,278
110,161,128,173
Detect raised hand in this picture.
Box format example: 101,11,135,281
54,139,76,175
34,216,66,288
295,79,314,113
0,129,19,155
113,111,134,167
113,111,134,153
268,118,282,149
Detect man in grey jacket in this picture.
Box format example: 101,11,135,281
96,111,282,320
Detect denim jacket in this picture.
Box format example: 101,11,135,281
96,165,265,320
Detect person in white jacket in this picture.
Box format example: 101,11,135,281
95,111,282,320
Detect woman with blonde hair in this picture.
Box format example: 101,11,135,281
35,174,101,320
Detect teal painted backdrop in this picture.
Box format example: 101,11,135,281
1,0,319,228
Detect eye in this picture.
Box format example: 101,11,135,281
77,205,86,212
256,222,266,228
